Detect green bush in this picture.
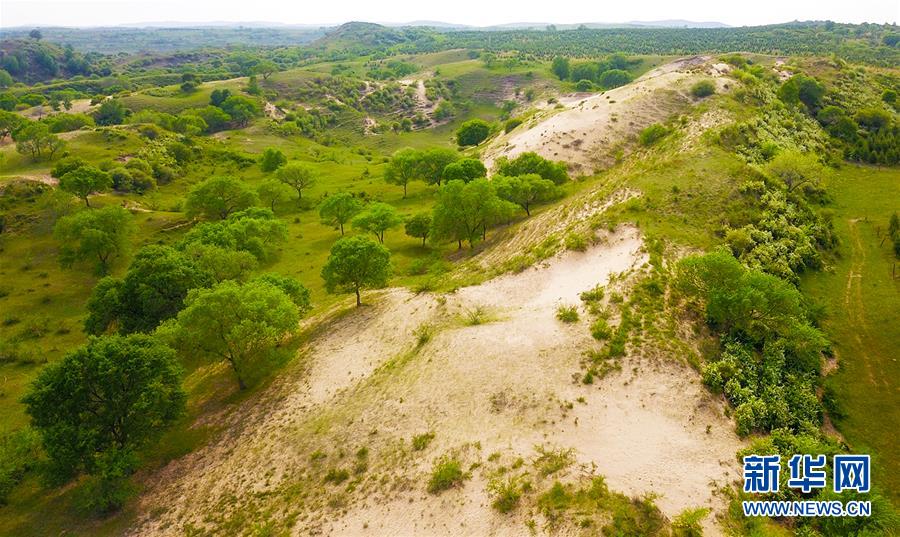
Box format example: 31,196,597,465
503,117,523,133
590,318,612,340
0,428,42,504
427,457,466,493
690,80,716,98
455,119,492,147
556,304,579,323
412,432,435,451
489,476,526,513
564,232,588,251
638,124,670,146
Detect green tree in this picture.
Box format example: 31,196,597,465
384,147,422,198
0,110,24,139
765,150,826,192
432,179,508,249
319,192,363,235
220,95,260,127
442,158,486,183
551,56,570,80
168,280,299,389
276,161,318,202
456,119,492,147
23,334,185,490
85,245,212,335
181,208,287,262
598,69,632,89
54,206,133,274
93,99,128,126
59,165,111,207
778,74,825,112
210,88,231,107
259,147,287,172
0,92,17,111
321,235,392,306
0,69,12,88
419,147,460,186
13,122,64,161
352,202,403,243
257,179,294,212
495,152,569,184
253,60,278,80
405,213,432,246
254,273,311,313
493,174,561,216
185,176,259,220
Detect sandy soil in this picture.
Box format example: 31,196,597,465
19,98,96,119
483,56,730,175
129,222,743,536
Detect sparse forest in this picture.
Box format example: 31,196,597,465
0,16,898,537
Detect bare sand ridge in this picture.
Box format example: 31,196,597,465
130,225,743,536
483,56,731,175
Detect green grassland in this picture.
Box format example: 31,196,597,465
0,36,898,534
802,165,900,502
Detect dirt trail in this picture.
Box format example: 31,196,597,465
129,224,743,536
483,56,730,175
842,219,881,386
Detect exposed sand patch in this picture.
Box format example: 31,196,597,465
483,56,730,175
129,225,743,537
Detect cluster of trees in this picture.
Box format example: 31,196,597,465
676,250,827,436
551,54,635,90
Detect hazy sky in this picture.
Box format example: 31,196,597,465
1,0,897,28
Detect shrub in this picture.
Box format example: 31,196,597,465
564,232,588,251
590,318,612,340
579,285,605,303
639,124,670,146
427,457,466,493
489,476,526,513
504,117,523,133
690,80,716,98
323,468,349,484
575,79,594,92
412,432,435,451
556,305,579,323
0,428,42,504
533,445,575,476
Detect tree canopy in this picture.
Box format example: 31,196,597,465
54,206,133,274
23,334,185,485
352,202,404,243
185,176,259,220
495,152,569,184
167,279,300,388
319,192,363,235
321,235,392,306
58,165,111,207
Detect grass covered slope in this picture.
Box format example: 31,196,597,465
803,166,900,501
0,31,897,536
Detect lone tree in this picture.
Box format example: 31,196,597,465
455,119,492,147
54,206,133,275
168,280,300,389
405,213,432,246
493,174,561,216
259,147,287,172
321,235,391,306
59,165,111,207
441,158,486,183
352,202,403,243
384,147,422,198
257,179,294,213
185,176,258,220
276,161,318,203
23,334,185,499
319,192,363,235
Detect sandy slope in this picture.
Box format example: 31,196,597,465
130,225,743,536
483,56,731,175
